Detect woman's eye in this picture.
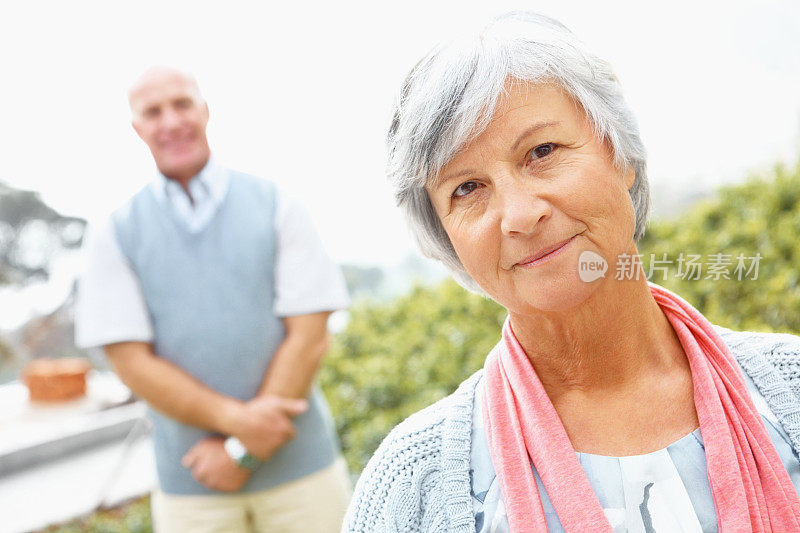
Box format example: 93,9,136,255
529,143,556,160
452,181,479,198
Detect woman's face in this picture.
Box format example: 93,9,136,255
426,82,637,314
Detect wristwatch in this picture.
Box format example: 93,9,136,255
223,436,261,471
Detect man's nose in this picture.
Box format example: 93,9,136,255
160,107,182,129
497,178,551,236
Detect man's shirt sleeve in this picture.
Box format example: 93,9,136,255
74,219,155,348
273,191,350,317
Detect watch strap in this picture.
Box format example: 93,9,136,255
223,436,262,471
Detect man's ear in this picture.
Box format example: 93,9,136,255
131,118,145,141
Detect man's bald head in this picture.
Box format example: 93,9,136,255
128,66,204,115
128,66,211,185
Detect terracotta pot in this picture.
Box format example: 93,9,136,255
22,358,92,402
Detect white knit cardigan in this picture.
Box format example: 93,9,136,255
342,326,800,532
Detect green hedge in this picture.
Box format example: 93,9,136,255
638,161,800,333
320,281,505,472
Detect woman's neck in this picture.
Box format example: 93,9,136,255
509,278,688,399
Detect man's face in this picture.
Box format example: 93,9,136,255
129,71,211,182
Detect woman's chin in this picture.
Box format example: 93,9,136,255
510,274,600,314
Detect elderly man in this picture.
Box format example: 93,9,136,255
76,66,351,532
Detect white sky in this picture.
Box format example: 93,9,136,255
1,0,799,271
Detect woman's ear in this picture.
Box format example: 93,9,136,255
624,166,636,191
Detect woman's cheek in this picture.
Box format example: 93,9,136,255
447,209,495,270
445,194,488,235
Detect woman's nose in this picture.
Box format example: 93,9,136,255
497,181,550,237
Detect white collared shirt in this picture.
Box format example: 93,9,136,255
74,159,349,348
150,156,231,234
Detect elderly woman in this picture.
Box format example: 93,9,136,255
343,12,800,533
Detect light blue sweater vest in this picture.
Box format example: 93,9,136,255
113,171,339,495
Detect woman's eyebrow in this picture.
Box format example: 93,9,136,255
430,169,477,192
510,121,560,152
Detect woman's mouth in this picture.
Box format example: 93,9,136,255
516,235,576,268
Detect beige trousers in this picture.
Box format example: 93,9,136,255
151,457,351,533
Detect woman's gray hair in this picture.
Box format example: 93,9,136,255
388,11,650,293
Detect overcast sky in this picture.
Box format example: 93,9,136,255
1,0,798,266
0,1,798,503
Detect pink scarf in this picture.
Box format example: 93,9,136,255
482,282,800,532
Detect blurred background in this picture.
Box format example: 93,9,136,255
0,0,798,531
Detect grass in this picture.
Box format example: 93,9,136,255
38,495,151,533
